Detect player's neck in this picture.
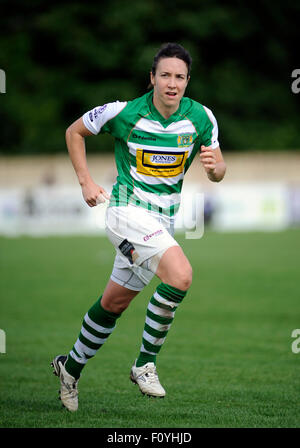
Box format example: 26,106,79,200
152,96,179,120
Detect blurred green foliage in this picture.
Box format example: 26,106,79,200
0,0,299,153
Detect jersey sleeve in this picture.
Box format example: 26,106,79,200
201,105,219,149
82,101,127,135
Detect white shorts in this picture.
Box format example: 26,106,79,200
105,205,178,291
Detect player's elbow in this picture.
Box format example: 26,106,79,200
65,124,82,152
65,124,76,140
65,126,72,144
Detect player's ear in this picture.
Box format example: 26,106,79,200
150,71,155,86
147,72,155,90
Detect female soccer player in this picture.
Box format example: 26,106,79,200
51,43,226,411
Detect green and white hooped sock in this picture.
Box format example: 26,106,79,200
136,283,187,367
65,296,121,379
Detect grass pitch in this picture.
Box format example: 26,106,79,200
0,229,299,428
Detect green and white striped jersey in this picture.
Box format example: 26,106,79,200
82,90,219,218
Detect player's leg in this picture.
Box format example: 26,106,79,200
131,246,192,397
64,280,139,378
137,245,192,367
155,245,193,290
52,278,140,411
101,278,139,314
105,205,192,397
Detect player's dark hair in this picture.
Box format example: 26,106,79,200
150,42,192,80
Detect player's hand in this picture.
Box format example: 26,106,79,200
81,180,110,207
199,145,217,175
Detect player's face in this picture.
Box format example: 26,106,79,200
150,57,189,117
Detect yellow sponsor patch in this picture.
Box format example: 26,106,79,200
136,149,188,177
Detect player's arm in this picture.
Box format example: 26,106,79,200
199,145,226,182
65,117,110,207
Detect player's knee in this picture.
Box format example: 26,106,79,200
101,287,138,315
181,266,193,290
102,300,128,315
171,266,193,291
115,304,128,314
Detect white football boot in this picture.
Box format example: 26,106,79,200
130,360,166,397
51,355,79,412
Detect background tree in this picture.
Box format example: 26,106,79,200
0,0,299,154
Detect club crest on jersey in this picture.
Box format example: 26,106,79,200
177,134,193,148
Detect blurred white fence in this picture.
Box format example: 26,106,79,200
0,152,299,236
0,182,298,237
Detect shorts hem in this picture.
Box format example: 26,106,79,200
110,274,145,292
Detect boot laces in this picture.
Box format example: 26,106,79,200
140,365,159,384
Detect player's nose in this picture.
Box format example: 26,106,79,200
168,76,176,88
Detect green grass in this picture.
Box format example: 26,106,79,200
0,229,299,428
